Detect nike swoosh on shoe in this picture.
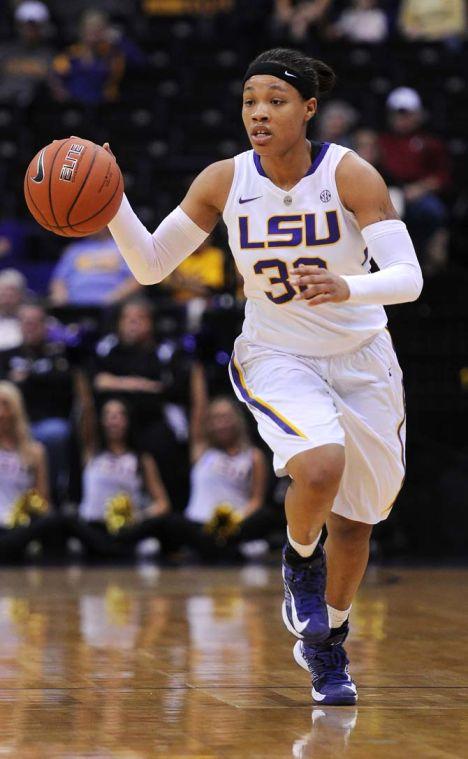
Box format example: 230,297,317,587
286,581,311,633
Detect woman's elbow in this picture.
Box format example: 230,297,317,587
411,269,424,301
134,271,160,286
132,265,162,286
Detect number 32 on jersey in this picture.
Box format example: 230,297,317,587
254,257,327,304
239,211,339,305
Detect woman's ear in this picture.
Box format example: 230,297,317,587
305,97,317,123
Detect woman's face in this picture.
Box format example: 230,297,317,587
207,401,241,447
0,396,14,429
242,76,316,158
102,401,128,441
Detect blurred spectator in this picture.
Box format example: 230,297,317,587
315,100,358,147
0,269,26,351
352,126,381,166
187,393,267,524
0,379,48,506
49,229,141,307
0,381,63,561
352,127,405,216
272,0,332,42
167,236,225,331
92,296,186,504
0,1,53,105
65,398,169,558
118,384,269,560
328,0,388,44
399,0,465,42
379,87,450,274
50,9,125,104
0,302,86,502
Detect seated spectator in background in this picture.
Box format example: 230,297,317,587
66,398,169,558
271,0,332,42
0,381,61,562
187,393,267,526
0,1,53,106
119,385,269,561
50,10,125,104
327,0,388,44
399,0,465,43
352,127,405,216
0,302,86,503
49,229,141,307
167,237,225,331
315,100,358,148
0,269,26,351
92,296,185,505
379,87,450,274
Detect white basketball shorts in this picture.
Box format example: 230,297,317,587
229,329,406,525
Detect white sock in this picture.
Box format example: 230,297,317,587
327,604,352,629
287,526,321,558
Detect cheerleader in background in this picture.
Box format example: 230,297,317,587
0,381,62,561
67,397,170,558
118,365,268,560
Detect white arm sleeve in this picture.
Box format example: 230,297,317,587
108,195,209,285
341,219,423,305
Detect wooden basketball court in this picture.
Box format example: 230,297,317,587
0,565,466,758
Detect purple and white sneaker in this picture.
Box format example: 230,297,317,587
281,543,329,643
293,622,358,705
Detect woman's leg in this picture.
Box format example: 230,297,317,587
63,517,128,558
0,513,68,562
286,445,345,547
325,512,373,611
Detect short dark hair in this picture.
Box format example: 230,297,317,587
120,295,155,318
249,48,336,101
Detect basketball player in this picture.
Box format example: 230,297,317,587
105,48,423,705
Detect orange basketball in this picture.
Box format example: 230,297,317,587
24,136,124,237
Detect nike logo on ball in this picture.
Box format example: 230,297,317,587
32,148,46,183
239,195,262,204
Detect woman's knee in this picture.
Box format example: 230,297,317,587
327,513,373,544
287,445,345,500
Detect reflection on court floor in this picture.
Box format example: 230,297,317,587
0,565,466,758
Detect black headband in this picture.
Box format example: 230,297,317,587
243,61,315,99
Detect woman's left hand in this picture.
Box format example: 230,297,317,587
289,265,350,306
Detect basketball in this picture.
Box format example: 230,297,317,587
24,136,124,237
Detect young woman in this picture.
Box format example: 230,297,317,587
0,381,55,560
118,387,268,560
69,397,170,557
106,47,423,705
188,382,267,526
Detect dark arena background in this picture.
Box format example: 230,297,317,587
0,1,467,757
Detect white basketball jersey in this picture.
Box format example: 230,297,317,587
223,143,387,357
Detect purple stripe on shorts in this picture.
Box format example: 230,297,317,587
229,356,301,437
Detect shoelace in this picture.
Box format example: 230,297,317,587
289,560,326,610
304,645,350,686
